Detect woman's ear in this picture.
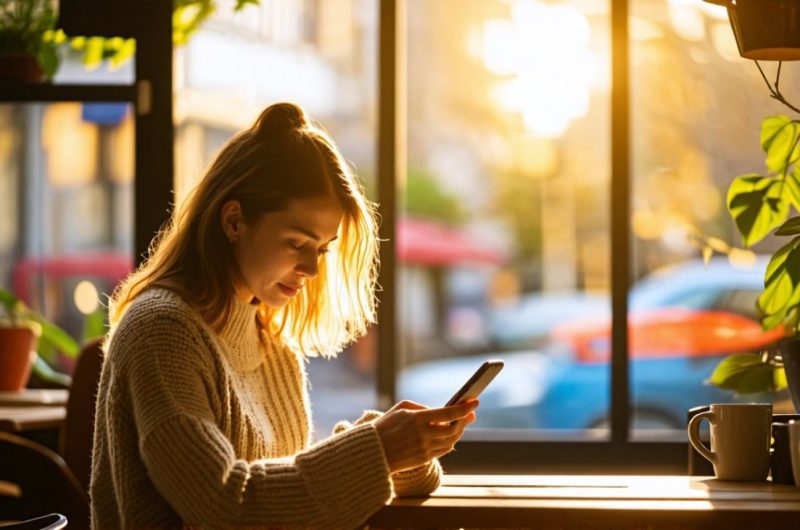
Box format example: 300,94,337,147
221,200,244,243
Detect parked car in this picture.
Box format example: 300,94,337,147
399,257,787,433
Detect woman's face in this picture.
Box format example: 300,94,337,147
225,195,344,308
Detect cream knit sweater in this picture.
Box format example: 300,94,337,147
90,288,441,529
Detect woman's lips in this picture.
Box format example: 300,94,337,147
277,283,300,296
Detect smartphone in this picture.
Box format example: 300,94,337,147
444,360,504,407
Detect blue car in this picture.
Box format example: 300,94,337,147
399,257,785,433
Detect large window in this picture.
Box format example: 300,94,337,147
0,102,134,375
397,0,613,442
391,0,793,469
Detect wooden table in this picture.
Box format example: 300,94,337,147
367,474,800,530
0,390,67,432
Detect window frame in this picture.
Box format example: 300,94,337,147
375,0,695,473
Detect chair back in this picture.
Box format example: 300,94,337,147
59,338,104,494
0,432,88,527
0,513,68,530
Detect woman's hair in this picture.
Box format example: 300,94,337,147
108,102,380,357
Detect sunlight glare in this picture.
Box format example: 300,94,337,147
669,5,706,42
632,210,664,240
483,1,595,139
482,19,519,76
630,16,665,42
712,22,740,61
74,281,100,315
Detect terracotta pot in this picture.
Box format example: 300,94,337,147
704,0,800,61
0,54,45,83
0,326,37,391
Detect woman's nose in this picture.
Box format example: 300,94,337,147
296,250,319,278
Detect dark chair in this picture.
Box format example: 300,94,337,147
59,338,104,494
0,513,68,529
0,432,88,527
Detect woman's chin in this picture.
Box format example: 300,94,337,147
259,292,291,309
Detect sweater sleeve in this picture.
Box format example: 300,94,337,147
333,409,442,497
124,316,393,529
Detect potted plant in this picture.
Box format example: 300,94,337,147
705,0,800,61
0,288,77,391
698,0,800,411
0,0,60,82
706,112,800,408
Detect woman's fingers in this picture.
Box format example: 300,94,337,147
394,400,428,411
429,415,469,437
375,399,479,472
429,430,467,457
416,400,479,424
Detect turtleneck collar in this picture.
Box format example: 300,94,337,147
218,296,263,372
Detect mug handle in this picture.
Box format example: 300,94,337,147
688,411,717,466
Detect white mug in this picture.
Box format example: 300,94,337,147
687,403,772,481
789,421,800,488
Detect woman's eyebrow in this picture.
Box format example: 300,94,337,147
286,225,338,242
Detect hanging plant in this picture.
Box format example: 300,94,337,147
11,0,263,77
0,0,60,81
704,63,800,405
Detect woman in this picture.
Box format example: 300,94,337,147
90,102,478,529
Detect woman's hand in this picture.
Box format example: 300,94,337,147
374,399,478,473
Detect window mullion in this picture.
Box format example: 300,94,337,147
610,0,631,444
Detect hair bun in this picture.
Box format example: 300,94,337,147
255,102,308,136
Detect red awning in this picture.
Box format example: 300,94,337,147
397,217,506,266
12,253,133,304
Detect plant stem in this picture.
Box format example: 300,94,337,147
756,60,800,114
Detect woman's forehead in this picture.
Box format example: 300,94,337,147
273,196,344,239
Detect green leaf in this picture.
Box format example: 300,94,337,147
758,238,800,329
37,42,58,78
235,0,260,10
83,36,105,68
109,39,135,68
727,174,790,246
0,287,18,310
761,116,794,153
70,36,86,50
36,338,57,365
765,238,795,282
35,318,80,358
707,353,776,394
81,307,107,342
764,119,800,173
785,166,800,211
173,3,215,46
774,366,789,392
775,216,800,236
31,354,72,388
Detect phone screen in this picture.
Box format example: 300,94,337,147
445,360,504,407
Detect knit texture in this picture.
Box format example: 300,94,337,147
90,288,441,529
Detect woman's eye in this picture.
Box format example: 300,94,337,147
318,248,329,256
289,241,305,250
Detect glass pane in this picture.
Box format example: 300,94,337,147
0,103,134,379
398,0,612,441
51,46,135,86
630,0,792,441
173,0,378,440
